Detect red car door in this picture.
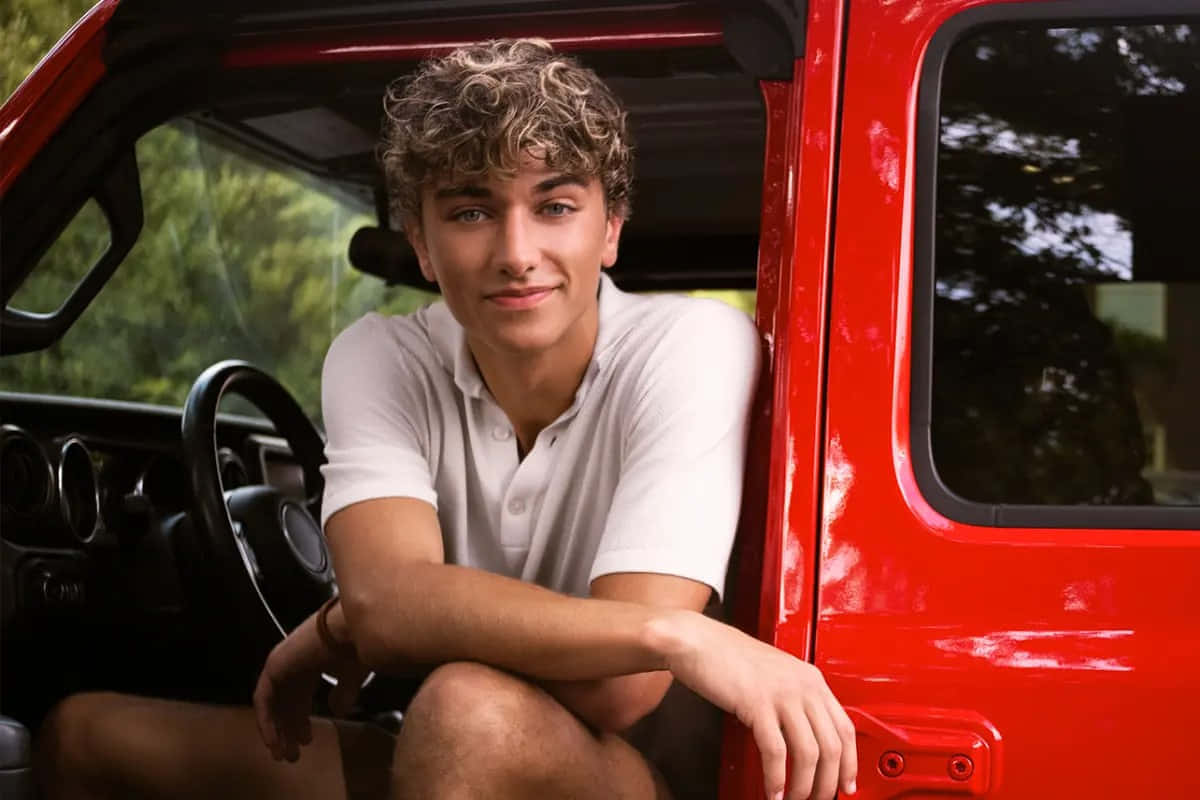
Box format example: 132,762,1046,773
815,0,1200,797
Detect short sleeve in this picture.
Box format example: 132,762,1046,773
319,314,438,530
588,301,762,598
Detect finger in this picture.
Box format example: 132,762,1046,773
800,698,842,800
282,729,300,763
752,715,788,800
295,710,313,747
279,702,301,763
289,677,317,747
252,675,281,757
824,694,858,795
778,705,819,800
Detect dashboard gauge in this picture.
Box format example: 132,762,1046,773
1,425,54,517
58,438,101,543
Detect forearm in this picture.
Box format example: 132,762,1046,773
332,562,680,681
541,672,675,732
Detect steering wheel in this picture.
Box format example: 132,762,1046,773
181,360,334,646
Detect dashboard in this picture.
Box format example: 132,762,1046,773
0,392,311,617
0,391,317,725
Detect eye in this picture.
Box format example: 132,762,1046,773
452,208,486,223
541,202,574,217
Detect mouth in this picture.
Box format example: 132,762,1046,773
485,285,557,310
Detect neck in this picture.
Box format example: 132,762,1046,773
469,307,599,454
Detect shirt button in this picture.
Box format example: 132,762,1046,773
507,498,526,514
492,426,512,441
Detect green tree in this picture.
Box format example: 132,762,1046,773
2,0,95,103
1,119,434,423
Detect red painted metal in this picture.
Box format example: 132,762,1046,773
718,77,795,800
878,750,905,778
768,0,846,659
849,706,1000,796
818,0,1200,796
0,0,118,195
719,0,847,797
224,7,723,67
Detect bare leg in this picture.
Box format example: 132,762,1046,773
392,662,673,800
36,667,675,800
35,692,359,800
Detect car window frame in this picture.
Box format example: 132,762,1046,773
910,0,1200,529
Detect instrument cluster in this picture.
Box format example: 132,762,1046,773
0,424,251,548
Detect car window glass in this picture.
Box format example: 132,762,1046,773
932,21,1199,506
0,120,435,425
7,198,111,314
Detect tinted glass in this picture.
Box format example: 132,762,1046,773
933,22,1199,506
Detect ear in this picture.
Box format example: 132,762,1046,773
600,210,625,269
404,216,438,283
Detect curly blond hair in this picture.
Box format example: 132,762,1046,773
380,38,634,225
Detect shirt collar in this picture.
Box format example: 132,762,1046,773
423,272,635,401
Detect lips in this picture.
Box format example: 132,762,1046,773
485,285,557,310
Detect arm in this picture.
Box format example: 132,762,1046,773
326,497,678,681
538,572,711,733
330,508,705,730
322,503,856,798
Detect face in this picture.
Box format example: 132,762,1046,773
407,155,624,361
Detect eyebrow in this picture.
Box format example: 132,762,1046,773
434,184,491,200
432,173,589,200
533,174,589,193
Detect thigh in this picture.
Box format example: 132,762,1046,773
39,692,388,800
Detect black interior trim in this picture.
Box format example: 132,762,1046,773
911,0,1200,529
720,0,806,80
2,151,143,355
0,392,277,445
1,42,219,309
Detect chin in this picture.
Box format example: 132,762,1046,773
487,317,570,355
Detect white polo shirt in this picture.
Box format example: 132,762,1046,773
319,274,760,599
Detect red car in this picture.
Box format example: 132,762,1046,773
1,1,1197,797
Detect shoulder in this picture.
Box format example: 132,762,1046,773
323,307,442,378
613,294,760,371
598,295,761,434
320,307,454,423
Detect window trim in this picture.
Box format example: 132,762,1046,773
911,0,1200,529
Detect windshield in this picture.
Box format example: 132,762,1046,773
0,120,436,424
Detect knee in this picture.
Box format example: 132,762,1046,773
404,662,541,749
396,662,559,785
36,692,123,794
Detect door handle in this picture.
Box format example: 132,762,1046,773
846,706,1003,797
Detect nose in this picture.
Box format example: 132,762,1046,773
493,209,538,276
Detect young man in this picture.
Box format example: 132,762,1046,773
38,39,856,800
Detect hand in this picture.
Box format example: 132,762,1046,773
654,611,857,800
252,612,372,762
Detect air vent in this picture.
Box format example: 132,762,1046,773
1,425,54,517
58,438,100,542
